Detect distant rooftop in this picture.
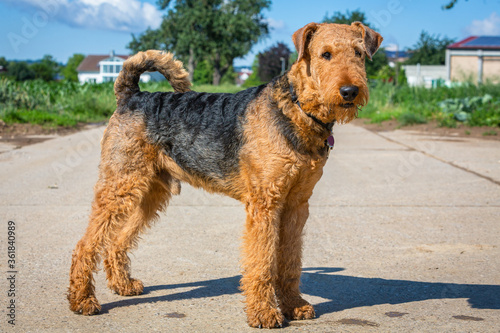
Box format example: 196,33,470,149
448,36,500,50
77,54,129,73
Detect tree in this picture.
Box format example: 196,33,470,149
366,48,388,79
31,55,59,81
128,28,166,53
323,9,369,26
0,57,8,78
442,0,469,9
7,61,35,81
129,0,270,85
193,60,213,84
405,31,455,65
322,9,387,79
243,56,264,88
158,0,213,82
62,53,85,82
0,57,7,69
257,42,291,82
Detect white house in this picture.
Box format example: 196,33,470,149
77,51,165,84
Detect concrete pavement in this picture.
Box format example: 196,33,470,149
0,124,499,332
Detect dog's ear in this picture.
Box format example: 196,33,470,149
351,22,383,60
292,22,319,62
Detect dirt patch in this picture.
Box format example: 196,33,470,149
352,118,500,141
0,121,106,149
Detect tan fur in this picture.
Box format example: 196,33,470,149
68,22,382,328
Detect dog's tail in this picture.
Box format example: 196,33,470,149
114,50,191,107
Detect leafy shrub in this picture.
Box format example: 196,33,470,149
438,94,493,122
358,81,500,128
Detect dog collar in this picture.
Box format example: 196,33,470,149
289,81,335,150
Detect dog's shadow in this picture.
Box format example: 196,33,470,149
101,267,500,315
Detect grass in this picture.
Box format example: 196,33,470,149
359,81,500,128
397,112,427,126
0,78,116,127
0,78,245,128
1,77,499,129
482,130,498,136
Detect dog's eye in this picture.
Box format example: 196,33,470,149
322,52,331,60
355,50,362,57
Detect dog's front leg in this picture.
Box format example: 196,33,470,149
241,195,284,328
276,199,315,320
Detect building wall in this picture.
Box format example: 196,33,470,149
403,65,447,87
450,56,478,82
483,57,500,83
78,72,165,84
449,53,500,83
78,72,103,84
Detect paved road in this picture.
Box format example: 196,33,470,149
1,124,499,332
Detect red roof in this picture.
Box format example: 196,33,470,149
448,36,500,50
77,54,129,72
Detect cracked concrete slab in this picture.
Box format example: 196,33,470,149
0,124,498,332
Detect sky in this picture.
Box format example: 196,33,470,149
0,0,499,66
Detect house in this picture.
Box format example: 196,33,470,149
234,66,253,86
446,36,500,84
77,51,165,84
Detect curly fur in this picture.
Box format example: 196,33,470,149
68,23,382,328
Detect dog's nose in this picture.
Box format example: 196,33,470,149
339,85,359,102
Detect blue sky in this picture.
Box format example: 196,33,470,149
0,0,499,66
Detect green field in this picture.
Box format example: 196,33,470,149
1,77,499,129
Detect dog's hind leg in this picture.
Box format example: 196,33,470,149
67,198,112,315
68,114,169,314
103,173,173,296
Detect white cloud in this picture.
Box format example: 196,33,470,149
4,0,162,33
465,12,500,36
265,18,286,31
384,43,399,52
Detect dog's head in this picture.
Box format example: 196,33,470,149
291,22,383,124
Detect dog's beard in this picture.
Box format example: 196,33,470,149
332,104,359,124
325,91,366,124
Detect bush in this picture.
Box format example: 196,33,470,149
193,60,213,85
358,82,500,128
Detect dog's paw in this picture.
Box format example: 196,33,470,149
247,307,285,329
69,294,101,316
80,297,102,315
110,278,144,296
282,303,315,321
279,296,315,321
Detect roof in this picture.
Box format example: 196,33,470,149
448,36,500,50
77,54,129,72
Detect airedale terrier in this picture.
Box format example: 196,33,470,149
68,22,382,328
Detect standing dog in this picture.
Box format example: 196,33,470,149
68,22,382,328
